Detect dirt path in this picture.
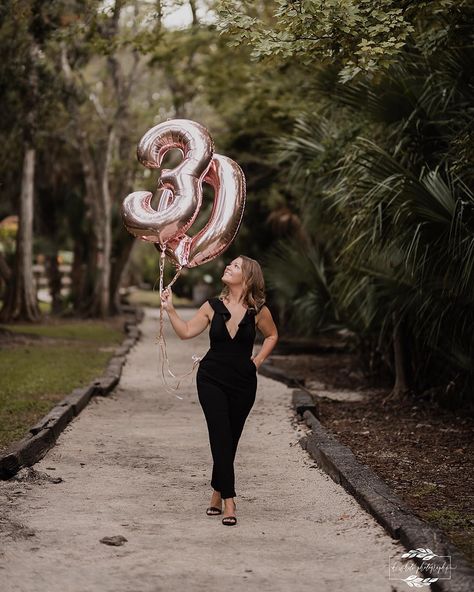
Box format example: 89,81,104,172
0,307,411,592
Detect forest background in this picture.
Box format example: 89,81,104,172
1,0,473,408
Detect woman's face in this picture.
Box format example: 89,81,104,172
222,257,244,287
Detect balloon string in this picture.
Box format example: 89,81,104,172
153,245,202,400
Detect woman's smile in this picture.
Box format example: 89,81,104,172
223,258,243,282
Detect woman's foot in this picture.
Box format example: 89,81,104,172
206,490,222,516
222,498,237,525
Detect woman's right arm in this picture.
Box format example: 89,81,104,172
161,288,211,340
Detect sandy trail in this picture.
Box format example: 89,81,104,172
0,307,410,591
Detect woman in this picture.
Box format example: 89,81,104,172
160,255,278,526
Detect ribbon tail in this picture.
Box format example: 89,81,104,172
154,248,202,399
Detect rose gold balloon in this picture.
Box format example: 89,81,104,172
156,154,246,268
121,119,214,245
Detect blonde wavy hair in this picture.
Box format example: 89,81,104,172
218,255,266,313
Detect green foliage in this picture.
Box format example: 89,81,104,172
216,0,460,82
333,145,474,359
263,237,339,336
240,0,474,401
0,223,17,256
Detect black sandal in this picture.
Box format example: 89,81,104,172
206,506,222,516
222,515,237,526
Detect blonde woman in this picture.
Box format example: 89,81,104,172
161,255,278,525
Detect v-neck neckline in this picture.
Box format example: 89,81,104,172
221,300,248,341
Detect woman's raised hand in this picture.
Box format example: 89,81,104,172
160,287,175,312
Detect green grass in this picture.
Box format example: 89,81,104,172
0,320,124,451
423,508,473,530
422,508,474,563
2,321,123,343
411,483,437,498
127,288,193,308
39,301,51,314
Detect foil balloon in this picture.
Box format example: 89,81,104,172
121,119,214,245
156,154,246,268
120,117,248,401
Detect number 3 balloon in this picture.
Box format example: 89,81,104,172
121,119,214,245
121,119,246,269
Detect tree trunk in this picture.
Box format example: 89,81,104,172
60,1,137,318
46,252,62,315
85,126,115,318
109,236,135,314
109,140,135,315
100,127,114,316
388,311,412,400
0,147,41,322
70,235,87,313
0,252,12,287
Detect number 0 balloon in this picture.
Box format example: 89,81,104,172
160,153,246,269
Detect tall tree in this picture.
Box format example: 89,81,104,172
60,0,144,317
0,1,48,322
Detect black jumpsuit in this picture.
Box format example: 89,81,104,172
196,297,258,499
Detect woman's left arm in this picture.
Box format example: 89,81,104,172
251,306,279,369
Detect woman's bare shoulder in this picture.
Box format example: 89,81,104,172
255,303,271,319
200,298,215,319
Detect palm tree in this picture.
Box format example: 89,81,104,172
268,41,474,405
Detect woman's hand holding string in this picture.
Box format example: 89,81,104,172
161,287,175,313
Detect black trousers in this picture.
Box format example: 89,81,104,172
197,372,256,499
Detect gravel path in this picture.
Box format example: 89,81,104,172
0,307,411,591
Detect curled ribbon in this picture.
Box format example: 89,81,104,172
154,245,202,400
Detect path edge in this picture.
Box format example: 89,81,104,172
0,305,144,481
291,388,474,592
